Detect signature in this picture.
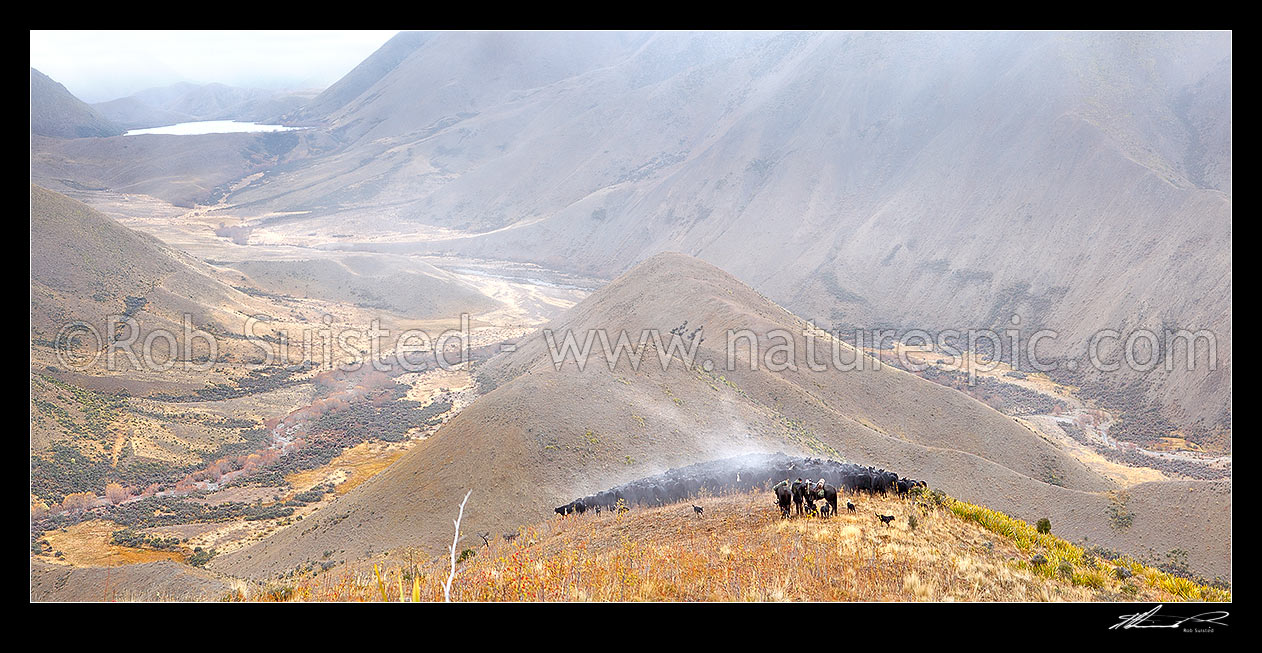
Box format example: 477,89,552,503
1111,605,1230,630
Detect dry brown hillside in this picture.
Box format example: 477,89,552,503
30,559,231,602
210,253,1229,582
30,184,250,340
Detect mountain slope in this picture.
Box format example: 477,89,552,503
209,253,1230,581
283,31,433,124
30,184,248,338
30,68,123,138
221,31,1232,443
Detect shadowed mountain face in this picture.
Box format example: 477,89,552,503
210,253,1229,581
30,68,123,138
221,31,1232,443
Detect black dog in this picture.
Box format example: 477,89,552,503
692,505,704,516
846,501,856,513
877,514,895,527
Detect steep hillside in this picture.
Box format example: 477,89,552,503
209,253,1230,581
30,185,248,338
283,31,433,124
30,68,123,138
221,31,1232,442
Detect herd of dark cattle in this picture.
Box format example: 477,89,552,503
553,453,928,521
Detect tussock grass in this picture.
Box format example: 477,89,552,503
945,496,1229,601
236,490,1228,602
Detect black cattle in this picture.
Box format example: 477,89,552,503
774,485,793,518
871,471,895,495
895,478,913,496
574,499,587,514
854,473,874,494
877,514,895,527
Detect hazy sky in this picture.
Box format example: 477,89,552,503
30,30,399,103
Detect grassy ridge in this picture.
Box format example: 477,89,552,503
229,489,1229,602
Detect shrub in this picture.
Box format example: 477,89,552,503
189,548,218,567
1036,517,1051,534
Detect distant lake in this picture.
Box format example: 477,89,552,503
124,121,302,136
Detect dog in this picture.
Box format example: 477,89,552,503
692,505,704,516
847,501,856,513
877,514,895,527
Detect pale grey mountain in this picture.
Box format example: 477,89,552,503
222,31,1231,444
93,82,319,129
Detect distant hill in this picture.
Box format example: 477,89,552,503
30,68,123,138
220,31,1232,445
210,253,1230,581
93,82,319,129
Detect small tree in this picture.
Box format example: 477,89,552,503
104,483,129,505
61,492,97,513
1036,517,1052,534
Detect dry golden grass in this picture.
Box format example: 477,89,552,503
40,520,186,567
285,440,409,497
235,490,1228,602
